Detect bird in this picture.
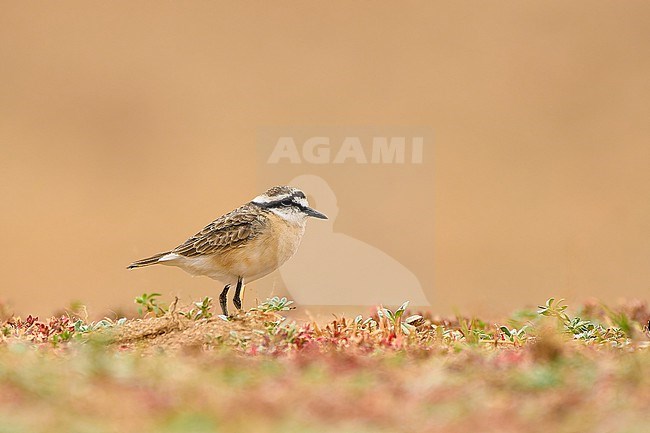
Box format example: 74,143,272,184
127,186,328,316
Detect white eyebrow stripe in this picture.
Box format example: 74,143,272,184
252,193,290,204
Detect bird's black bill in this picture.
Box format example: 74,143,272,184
305,207,328,219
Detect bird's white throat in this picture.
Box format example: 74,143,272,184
269,207,309,225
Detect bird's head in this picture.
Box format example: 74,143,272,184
252,186,328,222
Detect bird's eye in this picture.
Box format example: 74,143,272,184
281,199,293,207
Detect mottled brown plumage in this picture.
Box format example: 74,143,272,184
172,204,266,258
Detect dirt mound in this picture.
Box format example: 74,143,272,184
110,301,281,354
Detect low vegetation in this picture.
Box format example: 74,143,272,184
0,296,649,433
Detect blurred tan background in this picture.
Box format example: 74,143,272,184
1,1,649,317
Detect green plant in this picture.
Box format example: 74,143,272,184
354,314,379,330
73,317,127,333
48,317,126,346
181,297,214,320
134,293,166,317
51,329,73,346
377,301,422,335
500,325,529,343
457,317,492,345
253,297,295,313
538,298,627,343
537,298,570,323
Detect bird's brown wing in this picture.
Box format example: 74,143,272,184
172,204,266,258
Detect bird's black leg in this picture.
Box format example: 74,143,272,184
219,284,231,316
233,277,243,311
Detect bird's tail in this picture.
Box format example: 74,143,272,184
127,251,171,269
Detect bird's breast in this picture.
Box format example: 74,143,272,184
217,216,306,282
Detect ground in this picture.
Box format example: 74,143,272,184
1,296,649,433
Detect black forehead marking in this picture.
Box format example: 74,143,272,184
292,191,305,199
